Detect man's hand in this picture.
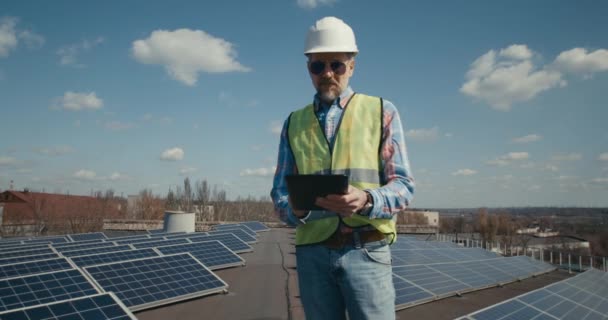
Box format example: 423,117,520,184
315,185,367,218
288,196,309,218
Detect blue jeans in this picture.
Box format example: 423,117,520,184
295,240,396,320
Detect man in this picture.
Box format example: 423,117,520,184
270,16,415,320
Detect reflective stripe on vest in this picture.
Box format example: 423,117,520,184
287,93,397,245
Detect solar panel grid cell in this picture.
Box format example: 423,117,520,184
0,244,50,253
214,224,257,237
0,247,55,260
0,269,99,312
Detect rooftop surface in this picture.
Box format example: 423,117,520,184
136,228,574,320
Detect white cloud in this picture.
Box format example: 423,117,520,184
240,166,276,177
405,127,440,142
590,178,608,184
270,121,283,135
552,153,582,161
108,172,128,181
296,0,338,9
553,48,608,75
179,166,198,176
444,133,453,138
512,134,542,144
132,28,250,86
105,121,135,131
36,145,74,156
452,169,477,176
18,30,44,49
528,185,541,191
543,164,559,172
74,169,96,180
0,17,18,57
160,147,184,161
461,44,565,111
57,37,104,67
486,152,529,166
598,152,608,161
53,91,103,111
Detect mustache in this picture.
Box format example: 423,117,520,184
319,80,338,86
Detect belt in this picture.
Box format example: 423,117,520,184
322,229,386,249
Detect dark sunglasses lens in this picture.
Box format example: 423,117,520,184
330,61,346,75
310,61,326,75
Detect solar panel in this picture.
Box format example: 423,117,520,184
458,268,608,320
188,233,253,253
69,248,160,268
149,232,187,238
156,240,245,270
164,232,208,240
391,248,499,266
115,237,162,245
83,253,228,311
0,269,100,312
241,221,270,232
104,234,150,241
393,256,556,311
0,292,137,320
0,247,56,260
0,253,60,266
213,224,257,237
0,258,73,280
393,274,434,308
53,241,116,253
67,232,107,242
24,237,69,245
0,243,50,252
131,238,190,249
147,229,165,234
209,229,257,243
52,239,105,248
60,245,133,258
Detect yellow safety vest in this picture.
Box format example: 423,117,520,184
287,93,397,245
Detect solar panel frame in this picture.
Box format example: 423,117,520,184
69,248,160,268
188,233,253,253
52,239,106,248
24,237,69,244
0,243,51,253
0,268,100,313
0,257,73,280
164,232,209,240
0,292,137,320
82,253,229,311
103,234,151,241
155,240,245,270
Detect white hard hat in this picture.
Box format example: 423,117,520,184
304,16,358,55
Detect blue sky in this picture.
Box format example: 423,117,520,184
1,1,607,208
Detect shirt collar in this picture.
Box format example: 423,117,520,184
313,86,355,111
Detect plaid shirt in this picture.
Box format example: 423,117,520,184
270,87,415,226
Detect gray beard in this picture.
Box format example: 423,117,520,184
318,89,341,104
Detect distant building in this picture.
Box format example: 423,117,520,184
0,190,125,237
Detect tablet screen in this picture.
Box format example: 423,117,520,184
285,174,349,210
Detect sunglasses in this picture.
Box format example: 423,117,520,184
308,60,348,75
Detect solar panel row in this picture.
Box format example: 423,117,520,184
459,268,608,320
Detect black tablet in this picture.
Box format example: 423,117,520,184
285,174,349,210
